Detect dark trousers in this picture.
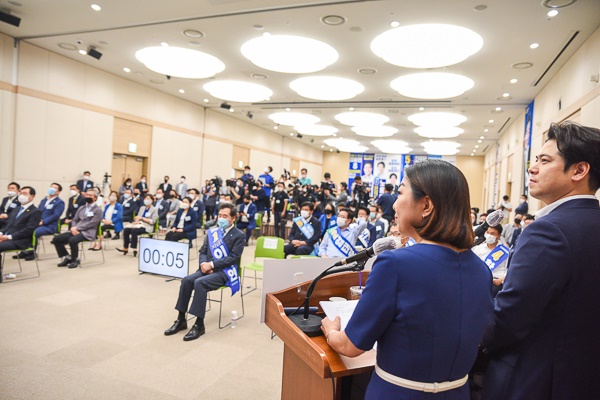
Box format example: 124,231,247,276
165,231,187,242
274,211,286,239
122,227,147,249
205,206,215,222
52,232,86,259
284,243,313,257
101,224,115,235
0,240,26,253
175,269,228,318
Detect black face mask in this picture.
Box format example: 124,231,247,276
325,209,333,215
514,218,522,225
85,197,94,204
164,179,168,183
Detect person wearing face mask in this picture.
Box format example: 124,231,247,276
187,189,205,228
319,203,337,239
0,187,42,282
135,175,149,195
119,188,138,224
240,165,254,185
0,182,21,230
165,197,197,246
76,171,94,192
230,178,246,206
154,188,171,232
16,183,65,261
176,176,188,200
164,203,245,341
258,166,275,198
355,207,377,249
501,213,523,246
471,224,508,297
236,194,257,246
514,194,529,215
318,208,367,258
132,188,143,209
116,194,157,257
61,185,87,229
369,205,386,241
159,176,172,198
94,191,123,250
119,178,133,196
271,182,289,239
298,168,311,186
52,189,102,269
283,202,321,257
166,191,180,228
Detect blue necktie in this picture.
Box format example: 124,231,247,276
16,207,25,218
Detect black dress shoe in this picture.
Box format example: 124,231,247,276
133,250,138,257
164,320,188,336
68,259,80,269
57,257,71,267
24,254,36,261
111,234,120,240
12,252,27,260
183,324,205,341
116,248,128,255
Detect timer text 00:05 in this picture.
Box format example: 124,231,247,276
142,249,185,268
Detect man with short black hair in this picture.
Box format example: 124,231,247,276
284,202,321,257
0,182,20,230
187,188,205,228
119,188,138,223
76,171,94,192
376,183,396,226
271,182,289,239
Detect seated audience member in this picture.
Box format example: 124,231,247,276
0,182,20,230
136,175,149,195
119,188,138,223
18,183,65,260
116,194,157,257
164,203,245,341
319,203,337,239
502,213,523,246
319,208,367,258
386,222,414,248
62,185,86,229
159,176,172,198
368,205,385,241
0,187,42,282
166,190,180,228
236,194,257,246
355,207,376,248
472,224,508,297
271,182,289,239
154,188,170,232
52,189,102,269
284,202,321,257
132,188,143,209
478,213,488,225
187,189,205,228
514,194,529,215
94,191,123,249
119,178,133,197
76,171,94,192
471,211,478,226
165,197,197,246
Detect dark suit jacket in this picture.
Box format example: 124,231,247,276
39,196,65,228
1,195,19,214
1,205,42,248
287,216,321,247
236,202,257,230
76,179,94,192
135,181,148,194
199,226,245,273
119,197,139,222
65,194,87,220
190,199,205,227
158,183,172,196
482,198,600,400
153,198,170,226
172,208,198,241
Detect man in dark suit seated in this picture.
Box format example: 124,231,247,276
164,202,245,341
135,175,149,195
0,186,42,283
0,181,20,230
119,188,138,223
51,189,102,269
76,171,94,192
482,122,600,400
284,201,321,257
236,194,257,246
61,184,86,229
187,188,205,228
154,188,170,231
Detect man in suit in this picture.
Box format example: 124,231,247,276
284,201,321,257
76,171,94,192
164,202,245,341
482,122,600,400
154,188,170,230
51,189,102,269
135,175,149,195
119,188,138,223
158,176,172,198
187,188,205,228
61,184,87,229
0,186,42,283
0,181,20,230
176,176,188,200
236,194,257,246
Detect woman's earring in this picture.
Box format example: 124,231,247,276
422,214,426,218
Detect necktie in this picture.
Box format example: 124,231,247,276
16,207,25,218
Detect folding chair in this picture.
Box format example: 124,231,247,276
206,264,245,329
251,212,263,242
79,224,105,267
241,236,284,296
37,220,61,259
136,219,159,248
1,233,40,282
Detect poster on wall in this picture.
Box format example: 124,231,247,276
523,101,534,197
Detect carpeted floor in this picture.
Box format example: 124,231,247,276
0,234,283,400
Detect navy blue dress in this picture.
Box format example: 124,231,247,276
345,244,493,399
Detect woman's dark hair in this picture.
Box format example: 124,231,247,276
405,159,474,249
182,196,192,204
144,194,154,202
109,190,119,199
324,203,336,215
547,121,600,191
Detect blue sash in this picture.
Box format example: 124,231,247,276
327,227,356,258
357,228,370,248
208,227,240,296
293,216,314,240
484,244,510,271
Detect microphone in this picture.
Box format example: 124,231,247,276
474,209,504,238
333,236,399,267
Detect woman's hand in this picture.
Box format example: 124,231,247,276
321,316,341,338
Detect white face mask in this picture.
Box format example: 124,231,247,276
83,175,89,180
7,190,16,197
520,199,526,204
300,210,310,219
141,179,146,183
180,179,185,183
484,233,498,245
156,193,163,199
109,195,117,202
143,199,152,206
70,190,77,197
181,202,189,209
18,194,29,204
188,193,196,200
336,217,347,227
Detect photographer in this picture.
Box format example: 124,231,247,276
250,180,269,219
351,175,370,208
240,165,254,185
327,181,349,207
229,178,246,206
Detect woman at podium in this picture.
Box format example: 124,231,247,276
322,160,493,399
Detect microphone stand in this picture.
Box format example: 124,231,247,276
288,260,367,337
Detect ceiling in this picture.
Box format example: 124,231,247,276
1,0,599,155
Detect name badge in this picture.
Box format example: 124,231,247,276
376,226,382,231
159,205,163,210
74,204,79,208
184,216,191,221
193,207,198,211
10,203,17,208
276,200,280,203
87,184,92,188
113,210,118,214
46,204,54,209
86,211,94,217
124,204,130,208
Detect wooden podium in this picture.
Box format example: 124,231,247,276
265,271,375,400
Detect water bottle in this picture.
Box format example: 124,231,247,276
231,310,238,328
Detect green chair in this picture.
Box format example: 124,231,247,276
241,236,285,296
291,255,319,259
136,219,159,246
1,233,40,282
78,224,105,267
252,212,263,242
37,220,61,258
206,264,245,329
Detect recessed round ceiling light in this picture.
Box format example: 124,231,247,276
91,4,101,11
512,62,533,69
78,49,87,55
478,140,482,143
290,76,364,101
335,111,389,126
123,67,131,73
414,126,464,138
408,112,467,127
542,0,576,9
547,9,559,17
480,136,485,139
135,46,225,79
371,24,484,68
203,98,209,103
530,43,540,49
269,112,320,126
390,72,474,99
178,89,185,94
183,29,203,38
352,125,398,137
160,42,169,47
58,43,77,50
502,92,510,97
294,125,338,136
241,35,338,73
358,67,377,75
510,78,518,84
419,107,425,111
321,15,346,25
484,129,489,132
390,21,400,28
489,119,494,123
494,107,502,112
421,140,461,155
203,81,272,102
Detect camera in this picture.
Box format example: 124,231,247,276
209,176,223,190
225,178,237,188
103,172,111,183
